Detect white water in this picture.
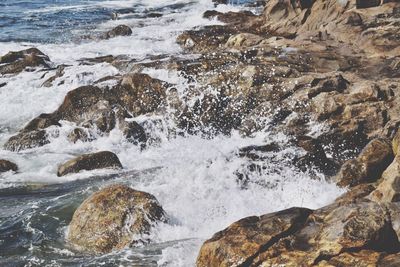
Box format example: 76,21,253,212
0,0,344,266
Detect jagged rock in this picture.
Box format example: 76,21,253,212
196,207,312,267
101,25,132,39
57,151,122,176
197,201,400,266
0,159,18,173
0,48,51,74
4,73,165,151
337,138,394,187
67,184,166,253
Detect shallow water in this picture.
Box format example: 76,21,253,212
0,0,344,266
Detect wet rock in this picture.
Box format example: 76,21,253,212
196,207,312,267
4,130,49,152
57,151,122,176
0,159,18,173
5,73,164,151
294,135,339,175
101,25,132,39
41,65,66,87
0,48,51,75
337,138,394,187
68,184,166,253
67,128,91,143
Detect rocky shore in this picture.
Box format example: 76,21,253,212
1,0,400,265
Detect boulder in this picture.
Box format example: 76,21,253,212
0,48,51,74
0,159,18,173
57,151,123,176
337,138,394,187
67,184,166,253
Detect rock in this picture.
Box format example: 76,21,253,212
67,128,91,143
0,159,18,173
0,48,51,74
101,25,132,39
225,33,263,49
294,135,339,175
337,138,394,187
197,201,400,266
41,65,66,87
4,130,49,152
67,184,166,253
4,73,165,151
369,154,400,202
57,151,123,176
196,207,312,267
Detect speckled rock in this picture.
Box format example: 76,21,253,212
67,184,166,253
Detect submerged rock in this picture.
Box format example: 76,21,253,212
57,151,123,176
67,184,166,253
0,159,18,173
0,48,51,75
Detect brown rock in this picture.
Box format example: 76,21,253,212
0,48,51,74
67,184,166,253
369,155,400,202
0,159,18,173
337,138,394,187
4,130,49,152
196,207,312,267
57,151,122,176
101,25,132,39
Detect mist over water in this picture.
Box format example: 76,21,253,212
0,0,344,266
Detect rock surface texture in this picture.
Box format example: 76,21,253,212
194,0,400,266
57,151,122,176
67,184,166,253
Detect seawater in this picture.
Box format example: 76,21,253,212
0,0,344,266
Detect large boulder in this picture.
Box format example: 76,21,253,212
0,159,18,173
57,151,123,176
0,48,51,74
67,184,166,253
